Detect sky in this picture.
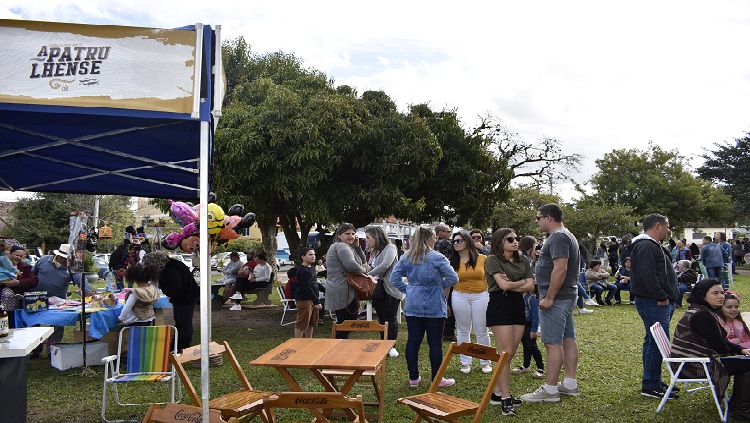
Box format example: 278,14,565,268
1,0,749,202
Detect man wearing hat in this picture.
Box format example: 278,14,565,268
30,244,93,356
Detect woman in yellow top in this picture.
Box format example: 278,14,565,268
449,230,492,374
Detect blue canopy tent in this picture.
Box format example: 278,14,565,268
0,19,223,418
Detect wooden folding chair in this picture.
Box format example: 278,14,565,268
649,322,728,422
262,392,366,423
322,320,388,422
277,285,298,326
170,341,271,422
141,402,239,423
397,342,508,423
101,325,180,423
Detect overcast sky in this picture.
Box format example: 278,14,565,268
2,0,749,202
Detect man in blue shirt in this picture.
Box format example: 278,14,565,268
700,236,724,282
30,244,91,357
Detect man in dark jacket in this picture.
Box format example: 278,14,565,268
630,214,679,400
143,250,199,351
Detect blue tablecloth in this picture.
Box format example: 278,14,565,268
14,296,172,339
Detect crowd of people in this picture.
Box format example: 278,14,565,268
309,206,749,419
4,204,749,420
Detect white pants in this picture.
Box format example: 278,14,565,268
451,289,491,366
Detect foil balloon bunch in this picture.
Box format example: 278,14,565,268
162,193,256,252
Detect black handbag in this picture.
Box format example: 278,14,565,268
371,278,386,300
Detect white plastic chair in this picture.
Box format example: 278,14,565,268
649,322,728,422
277,285,298,326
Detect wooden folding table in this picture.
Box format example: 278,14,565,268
250,338,394,421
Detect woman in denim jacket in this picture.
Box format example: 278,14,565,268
391,227,459,389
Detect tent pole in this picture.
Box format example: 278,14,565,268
199,120,211,419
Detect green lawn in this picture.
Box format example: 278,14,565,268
24,271,750,422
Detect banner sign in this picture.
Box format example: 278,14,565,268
0,20,198,114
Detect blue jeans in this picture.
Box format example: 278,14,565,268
676,284,690,306
405,316,445,380
613,282,631,302
576,283,589,309
590,283,618,302
705,266,722,280
635,296,675,390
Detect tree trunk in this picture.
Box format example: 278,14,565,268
257,217,278,280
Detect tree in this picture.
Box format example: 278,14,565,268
3,194,134,252
406,105,512,228
487,185,560,236
563,196,638,259
698,133,750,221
213,42,441,258
589,143,734,229
473,115,583,186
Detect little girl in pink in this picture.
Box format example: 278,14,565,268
719,292,750,349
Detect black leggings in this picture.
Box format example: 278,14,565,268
173,300,197,351
520,321,544,370
334,300,360,339
372,292,400,341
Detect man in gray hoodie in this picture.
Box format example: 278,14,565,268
630,213,679,400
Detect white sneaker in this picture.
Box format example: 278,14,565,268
460,365,471,374
481,364,493,374
388,348,399,358
578,308,594,314
229,293,243,300
229,304,242,311
584,298,599,306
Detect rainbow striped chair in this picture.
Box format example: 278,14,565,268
101,325,180,423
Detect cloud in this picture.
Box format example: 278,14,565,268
2,0,750,200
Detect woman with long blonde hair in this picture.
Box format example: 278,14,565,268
391,227,459,388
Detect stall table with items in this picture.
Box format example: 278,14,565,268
14,291,172,367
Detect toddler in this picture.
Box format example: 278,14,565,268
511,290,545,379
118,264,158,326
719,293,750,348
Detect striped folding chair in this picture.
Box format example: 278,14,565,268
101,325,180,423
649,322,728,422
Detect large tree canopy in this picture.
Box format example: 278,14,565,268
589,143,734,229
214,41,443,256
212,38,526,258
698,133,750,221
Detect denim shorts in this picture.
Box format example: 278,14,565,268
539,297,576,344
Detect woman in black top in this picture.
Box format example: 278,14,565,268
671,279,750,420
143,250,199,351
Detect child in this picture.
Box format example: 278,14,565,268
719,293,750,348
511,290,546,379
294,247,321,338
0,240,20,310
284,267,298,309
0,240,19,282
118,264,159,326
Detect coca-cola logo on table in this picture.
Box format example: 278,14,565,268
271,348,296,361
362,342,380,352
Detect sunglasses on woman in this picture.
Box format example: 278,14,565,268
505,237,520,243
452,239,464,244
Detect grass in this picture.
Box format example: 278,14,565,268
23,270,750,422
